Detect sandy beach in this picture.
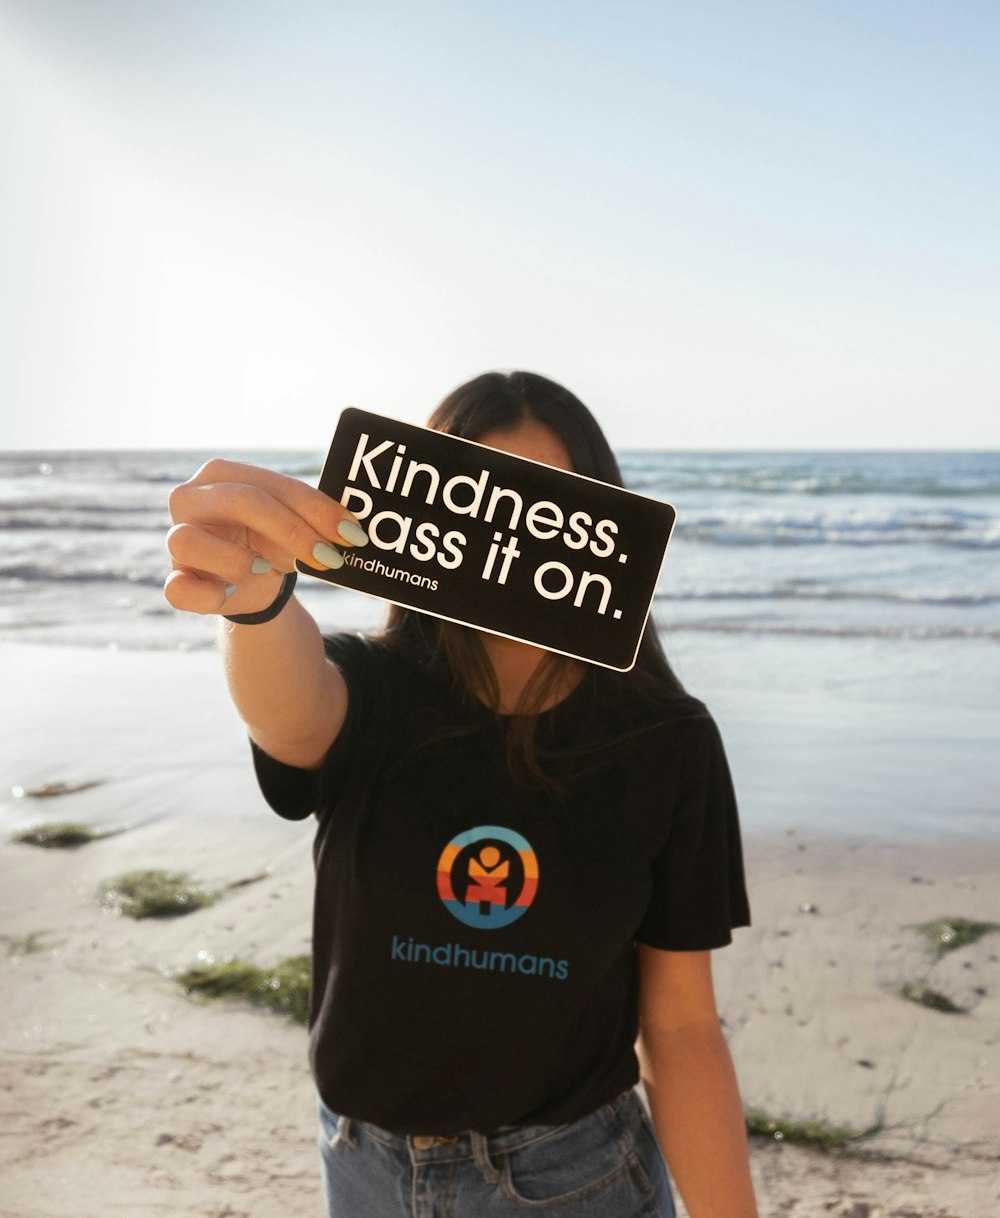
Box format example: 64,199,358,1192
1,641,998,1218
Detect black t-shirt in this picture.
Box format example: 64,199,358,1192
252,633,750,1135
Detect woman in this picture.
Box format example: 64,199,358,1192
166,371,758,1218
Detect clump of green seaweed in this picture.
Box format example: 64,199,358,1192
13,822,111,849
914,917,1000,957
745,1108,879,1150
175,956,310,1024
892,914,999,1016
98,870,219,919
898,982,967,1015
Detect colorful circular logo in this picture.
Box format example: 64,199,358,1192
436,826,539,930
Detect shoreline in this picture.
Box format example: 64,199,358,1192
4,638,998,843
1,641,998,1216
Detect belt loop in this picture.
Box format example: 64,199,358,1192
336,1114,359,1150
471,1132,501,1184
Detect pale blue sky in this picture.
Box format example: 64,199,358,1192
1,0,997,450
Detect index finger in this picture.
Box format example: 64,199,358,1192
173,460,367,568
188,459,358,533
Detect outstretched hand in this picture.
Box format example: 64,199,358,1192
164,458,367,617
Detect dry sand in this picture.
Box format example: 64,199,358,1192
1,642,998,1218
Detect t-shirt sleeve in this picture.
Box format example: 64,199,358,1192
636,712,751,951
249,632,378,821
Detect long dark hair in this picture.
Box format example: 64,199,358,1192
381,370,687,782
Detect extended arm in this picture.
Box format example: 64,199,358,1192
165,459,361,769
637,945,758,1218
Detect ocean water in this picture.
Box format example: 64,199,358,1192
2,447,997,837
1,448,998,696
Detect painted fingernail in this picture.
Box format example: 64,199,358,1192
312,541,345,570
224,584,238,600
336,520,369,547
251,556,273,575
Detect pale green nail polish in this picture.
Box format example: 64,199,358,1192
337,520,369,547
251,556,272,575
224,584,238,600
312,541,344,569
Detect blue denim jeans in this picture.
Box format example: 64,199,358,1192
317,1088,675,1217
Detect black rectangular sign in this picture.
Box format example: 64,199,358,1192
298,409,676,671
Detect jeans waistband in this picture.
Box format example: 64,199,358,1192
335,1089,637,1163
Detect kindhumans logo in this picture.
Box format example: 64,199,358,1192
436,826,538,930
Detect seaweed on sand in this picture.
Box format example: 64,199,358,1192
13,822,112,849
898,982,967,1015
175,956,311,1024
744,1109,880,1150
11,780,103,799
98,870,219,919
914,917,1000,957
